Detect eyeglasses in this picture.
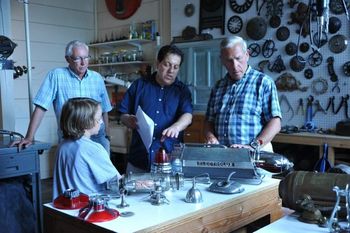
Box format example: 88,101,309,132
70,55,91,63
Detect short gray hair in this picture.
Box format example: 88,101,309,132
220,36,247,53
65,40,89,57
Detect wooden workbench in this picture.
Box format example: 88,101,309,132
44,178,282,233
272,132,350,165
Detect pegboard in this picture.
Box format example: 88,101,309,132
225,0,350,130
170,0,350,130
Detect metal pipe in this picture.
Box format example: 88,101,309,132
94,0,98,41
23,0,33,115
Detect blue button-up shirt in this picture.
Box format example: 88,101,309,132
33,67,112,145
206,66,281,146
119,73,193,170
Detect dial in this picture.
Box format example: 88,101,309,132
227,16,243,34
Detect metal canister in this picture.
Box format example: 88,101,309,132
279,171,350,212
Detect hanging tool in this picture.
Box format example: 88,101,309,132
314,143,331,173
326,96,336,114
279,94,294,121
303,95,316,131
335,95,350,118
327,57,338,82
296,98,305,115
332,81,340,93
315,0,330,45
313,100,327,117
341,0,350,21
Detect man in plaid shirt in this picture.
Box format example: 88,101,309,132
204,36,281,152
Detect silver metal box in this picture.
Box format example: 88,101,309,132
179,143,261,183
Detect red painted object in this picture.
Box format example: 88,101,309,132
154,147,169,164
79,198,119,223
53,189,89,210
86,208,120,223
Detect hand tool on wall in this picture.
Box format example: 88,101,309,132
332,81,340,93
303,95,316,131
279,94,294,121
335,95,350,118
327,56,338,82
313,100,327,117
296,98,305,115
341,0,350,21
326,96,336,114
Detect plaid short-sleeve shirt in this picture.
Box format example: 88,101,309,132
205,66,281,146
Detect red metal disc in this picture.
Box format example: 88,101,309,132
53,193,89,210
105,0,142,20
86,209,120,223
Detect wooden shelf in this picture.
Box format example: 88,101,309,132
89,60,152,67
88,39,153,48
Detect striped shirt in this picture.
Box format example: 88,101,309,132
205,66,281,146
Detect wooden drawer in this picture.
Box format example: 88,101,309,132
0,152,38,178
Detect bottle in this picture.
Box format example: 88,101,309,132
171,143,184,174
156,32,161,46
171,157,183,174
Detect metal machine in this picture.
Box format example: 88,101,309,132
180,143,262,184
179,143,293,184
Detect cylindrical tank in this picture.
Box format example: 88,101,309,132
279,171,350,212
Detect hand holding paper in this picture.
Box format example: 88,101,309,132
135,106,155,150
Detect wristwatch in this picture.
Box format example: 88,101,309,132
250,138,263,150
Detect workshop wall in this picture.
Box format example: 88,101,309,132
95,0,171,45
10,0,95,178
171,0,350,130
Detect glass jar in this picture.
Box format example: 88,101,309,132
124,172,184,193
152,147,172,174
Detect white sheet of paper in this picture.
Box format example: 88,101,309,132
136,106,154,150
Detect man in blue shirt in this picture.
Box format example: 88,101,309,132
119,45,193,172
204,36,281,152
11,40,112,153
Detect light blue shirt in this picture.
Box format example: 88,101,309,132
53,136,120,199
34,67,112,125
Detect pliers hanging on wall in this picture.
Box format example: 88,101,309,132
335,95,350,119
326,96,336,114
303,95,316,131
296,98,305,115
313,100,327,117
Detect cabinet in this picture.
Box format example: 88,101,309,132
0,137,50,233
184,114,206,143
176,39,225,111
88,39,155,80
